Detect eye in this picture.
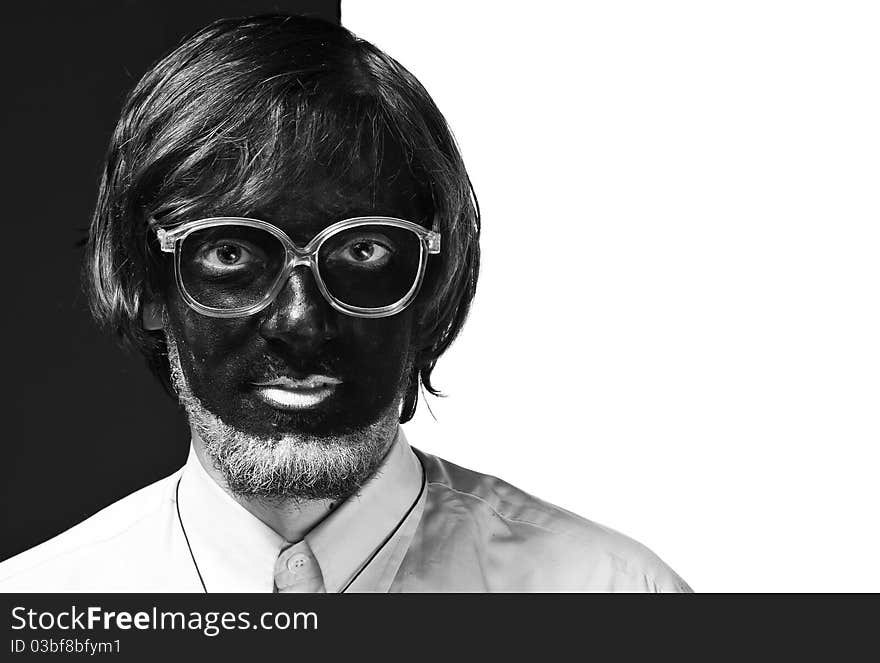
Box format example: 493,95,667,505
330,238,393,268
350,240,389,262
196,240,265,270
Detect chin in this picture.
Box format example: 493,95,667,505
194,397,401,501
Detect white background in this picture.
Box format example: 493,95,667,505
345,1,880,591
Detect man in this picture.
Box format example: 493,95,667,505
0,14,689,592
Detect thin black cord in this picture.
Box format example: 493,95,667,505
175,456,427,594
176,477,208,593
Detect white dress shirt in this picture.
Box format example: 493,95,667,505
0,430,691,592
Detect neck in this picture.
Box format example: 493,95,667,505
237,494,338,543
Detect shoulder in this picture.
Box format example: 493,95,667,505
0,470,182,592
412,449,691,592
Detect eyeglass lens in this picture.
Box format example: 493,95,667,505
178,224,423,311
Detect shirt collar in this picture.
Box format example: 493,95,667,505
306,428,424,592
176,427,424,592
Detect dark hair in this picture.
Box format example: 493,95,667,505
84,14,479,422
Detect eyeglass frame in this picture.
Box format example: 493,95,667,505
153,216,442,319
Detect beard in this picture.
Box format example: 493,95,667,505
166,334,403,502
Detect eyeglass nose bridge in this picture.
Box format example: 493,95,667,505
270,250,342,315
273,250,323,294
286,251,317,270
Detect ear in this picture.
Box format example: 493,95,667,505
141,299,165,331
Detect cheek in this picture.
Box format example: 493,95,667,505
168,302,257,372
342,315,415,384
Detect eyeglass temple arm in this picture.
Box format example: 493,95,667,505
148,218,176,253
155,227,175,252
426,215,441,254
425,230,441,254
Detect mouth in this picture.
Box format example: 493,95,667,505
250,375,343,410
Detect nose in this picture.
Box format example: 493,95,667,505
259,265,337,349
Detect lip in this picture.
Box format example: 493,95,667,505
250,374,342,410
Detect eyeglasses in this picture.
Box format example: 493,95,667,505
154,216,441,319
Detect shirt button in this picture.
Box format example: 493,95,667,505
286,552,309,571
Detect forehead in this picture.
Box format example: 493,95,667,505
246,146,428,244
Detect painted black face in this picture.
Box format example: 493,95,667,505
162,163,428,439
